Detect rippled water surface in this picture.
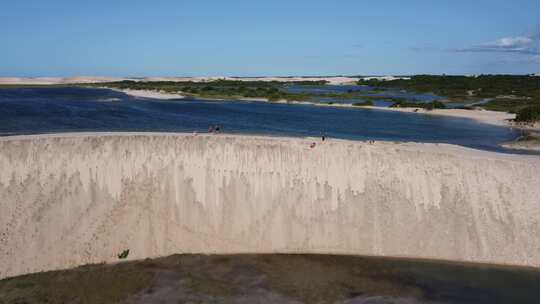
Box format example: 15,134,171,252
0,87,525,153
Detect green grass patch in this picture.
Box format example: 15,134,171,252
0,263,152,304
358,75,540,100
516,106,540,122
480,98,538,113
3,254,540,303
390,100,446,110
85,80,321,102
352,100,374,106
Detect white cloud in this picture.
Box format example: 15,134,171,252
492,36,532,47
453,35,539,54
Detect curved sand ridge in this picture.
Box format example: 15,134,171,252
1,133,540,279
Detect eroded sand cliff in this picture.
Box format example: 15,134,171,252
1,133,539,279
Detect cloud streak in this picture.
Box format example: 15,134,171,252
452,32,540,55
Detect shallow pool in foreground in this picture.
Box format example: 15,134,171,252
2,254,539,304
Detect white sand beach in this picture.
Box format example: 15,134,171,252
362,106,516,127
109,88,185,100
304,102,515,127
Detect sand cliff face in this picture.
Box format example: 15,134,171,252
1,133,540,278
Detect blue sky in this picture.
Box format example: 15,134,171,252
1,0,539,76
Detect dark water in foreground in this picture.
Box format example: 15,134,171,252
2,254,540,303
0,87,527,153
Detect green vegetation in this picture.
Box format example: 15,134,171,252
86,80,420,106
311,92,409,102
352,100,374,106
358,75,540,100
516,106,540,122
117,249,130,259
2,254,540,303
316,92,358,99
0,262,152,304
86,80,325,102
7,75,539,122
480,99,536,113
391,100,446,110
358,75,540,121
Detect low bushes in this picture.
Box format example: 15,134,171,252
352,100,374,107
390,100,446,110
516,106,540,122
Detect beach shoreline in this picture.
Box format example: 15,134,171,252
361,106,516,127
3,131,539,160
103,87,519,128
3,80,539,150
501,129,540,151
107,88,185,100
0,76,528,129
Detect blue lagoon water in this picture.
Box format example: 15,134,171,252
0,87,526,154
283,84,441,104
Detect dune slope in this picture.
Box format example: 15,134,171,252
1,133,539,279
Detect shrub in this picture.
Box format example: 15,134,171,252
391,100,446,109
118,249,130,259
516,106,540,122
352,100,374,106
424,100,446,110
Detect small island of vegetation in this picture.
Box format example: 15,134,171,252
358,75,540,122
85,80,327,102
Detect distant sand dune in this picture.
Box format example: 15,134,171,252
0,76,360,85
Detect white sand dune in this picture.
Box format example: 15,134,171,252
0,76,360,85
1,133,539,279
0,76,124,85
